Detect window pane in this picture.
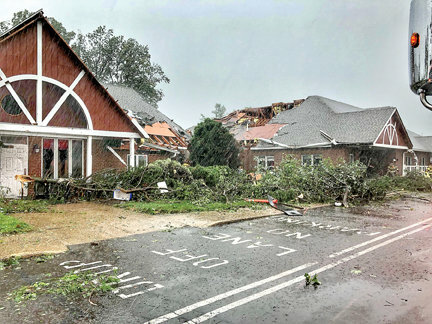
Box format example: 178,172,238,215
266,156,274,170
72,140,83,178
301,155,312,166
257,156,266,169
43,139,54,179
58,140,69,178
313,154,322,165
136,155,147,167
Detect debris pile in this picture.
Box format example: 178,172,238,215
27,156,432,205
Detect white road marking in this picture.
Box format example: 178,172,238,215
117,272,131,278
94,267,118,275
74,264,112,273
119,276,141,283
329,216,432,258
113,281,153,293
185,222,432,323
144,262,317,324
61,261,102,269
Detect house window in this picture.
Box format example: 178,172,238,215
256,156,275,170
421,157,426,166
1,94,24,116
127,154,148,168
58,140,69,178
43,138,84,179
43,139,54,179
349,154,355,163
301,154,322,166
405,156,412,166
71,140,83,178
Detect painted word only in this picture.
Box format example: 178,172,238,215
151,248,229,269
59,260,163,299
270,216,381,236
202,233,297,257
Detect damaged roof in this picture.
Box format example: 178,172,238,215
257,95,402,148
235,124,286,141
103,83,189,139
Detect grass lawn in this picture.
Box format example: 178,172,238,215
118,200,260,215
0,212,31,234
0,199,54,235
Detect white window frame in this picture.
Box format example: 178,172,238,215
127,154,148,168
42,138,84,179
256,155,274,170
301,154,322,166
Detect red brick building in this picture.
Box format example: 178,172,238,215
222,96,432,175
0,11,181,196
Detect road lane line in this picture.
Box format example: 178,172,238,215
144,262,317,324
329,216,432,258
186,222,432,323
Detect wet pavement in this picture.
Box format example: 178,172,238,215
1,196,432,323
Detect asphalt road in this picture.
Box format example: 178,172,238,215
1,197,432,323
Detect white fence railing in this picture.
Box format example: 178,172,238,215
403,165,428,175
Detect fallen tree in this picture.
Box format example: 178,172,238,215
27,157,432,205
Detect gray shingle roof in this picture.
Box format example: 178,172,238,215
407,130,432,152
260,96,396,148
103,83,189,138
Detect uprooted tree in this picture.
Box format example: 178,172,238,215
189,118,240,168
0,10,169,106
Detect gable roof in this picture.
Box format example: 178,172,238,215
258,95,406,148
103,83,189,139
0,10,148,138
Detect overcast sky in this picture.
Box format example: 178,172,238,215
1,0,432,135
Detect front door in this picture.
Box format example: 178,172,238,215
0,144,28,197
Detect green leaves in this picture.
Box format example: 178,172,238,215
10,271,120,303
189,119,240,169
304,273,321,288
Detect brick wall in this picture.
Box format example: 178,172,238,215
28,136,42,177
246,147,349,171
91,139,173,173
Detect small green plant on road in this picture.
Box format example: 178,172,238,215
10,271,120,303
0,256,21,270
304,273,321,288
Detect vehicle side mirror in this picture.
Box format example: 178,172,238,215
409,0,432,111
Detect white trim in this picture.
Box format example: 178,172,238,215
127,111,149,139
0,74,93,129
0,123,141,139
298,142,333,148
86,136,92,177
373,143,409,150
129,138,135,168
36,21,43,124
319,130,337,145
251,146,289,151
53,138,59,178
0,68,36,124
107,146,127,166
42,70,85,126
258,138,291,148
372,111,395,145
81,140,85,177
68,139,73,177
